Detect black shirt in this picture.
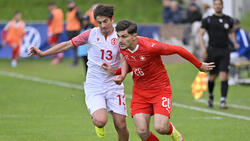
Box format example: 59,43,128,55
201,14,234,48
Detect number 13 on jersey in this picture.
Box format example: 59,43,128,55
101,49,113,60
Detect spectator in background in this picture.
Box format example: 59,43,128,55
230,19,250,63
85,3,99,27
202,3,214,19
185,2,202,23
66,0,82,66
47,2,64,65
182,2,202,59
77,15,94,74
162,0,184,24
1,11,26,67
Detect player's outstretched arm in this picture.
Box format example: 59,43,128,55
28,41,74,57
199,62,215,72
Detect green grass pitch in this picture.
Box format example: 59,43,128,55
0,58,249,141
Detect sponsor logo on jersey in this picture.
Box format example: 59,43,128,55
97,37,100,41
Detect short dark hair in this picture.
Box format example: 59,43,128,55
94,4,114,19
14,11,21,15
115,20,137,34
48,2,57,6
213,0,223,4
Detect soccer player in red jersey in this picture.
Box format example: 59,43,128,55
102,20,215,141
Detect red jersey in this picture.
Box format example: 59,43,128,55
120,36,202,90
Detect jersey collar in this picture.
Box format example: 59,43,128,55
128,44,139,53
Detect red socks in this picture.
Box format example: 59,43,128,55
167,121,173,135
146,132,159,141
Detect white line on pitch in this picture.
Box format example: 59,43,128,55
197,99,250,111
1,70,250,121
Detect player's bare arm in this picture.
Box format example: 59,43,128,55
28,41,74,57
113,54,129,85
199,28,207,60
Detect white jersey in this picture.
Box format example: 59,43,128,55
71,27,122,90
71,27,126,116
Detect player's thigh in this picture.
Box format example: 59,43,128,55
84,85,107,115
133,113,151,133
106,88,127,116
152,87,172,118
131,87,154,117
92,108,108,124
154,114,169,131
111,112,127,129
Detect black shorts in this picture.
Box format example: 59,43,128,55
206,47,230,75
67,30,80,40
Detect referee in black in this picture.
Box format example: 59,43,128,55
199,0,239,109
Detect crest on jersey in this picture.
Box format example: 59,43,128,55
224,23,229,29
97,38,100,41
111,38,118,46
140,56,146,61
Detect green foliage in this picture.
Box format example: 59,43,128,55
0,59,250,141
241,11,250,31
0,0,163,23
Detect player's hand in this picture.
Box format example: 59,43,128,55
28,46,45,57
199,62,215,72
201,50,207,61
234,43,240,50
101,62,115,75
113,75,125,85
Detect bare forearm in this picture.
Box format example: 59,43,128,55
229,32,237,45
43,41,73,56
120,54,129,77
199,29,206,51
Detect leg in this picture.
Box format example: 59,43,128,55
208,74,217,108
154,114,183,141
92,108,108,128
11,43,20,67
218,50,230,109
92,108,107,138
154,114,170,134
133,113,152,141
111,112,129,141
219,71,229,109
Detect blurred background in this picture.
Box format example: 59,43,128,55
0,0,250,141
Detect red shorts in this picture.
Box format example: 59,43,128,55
131,86,172,118
48,34,60,44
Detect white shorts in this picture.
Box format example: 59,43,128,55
84,82,127,116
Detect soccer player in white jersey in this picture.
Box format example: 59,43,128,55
28,4,129,141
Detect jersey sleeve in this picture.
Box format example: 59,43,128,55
71,29,91,47
201,17,208,30
152,41,202,69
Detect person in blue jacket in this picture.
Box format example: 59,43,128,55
77,15,94,74
230,18,250,63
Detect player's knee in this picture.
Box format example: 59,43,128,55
136,127,149,137
93,116,107,128
154,124,168,134
116,121,127,131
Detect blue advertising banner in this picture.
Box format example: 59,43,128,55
0,23,159,58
